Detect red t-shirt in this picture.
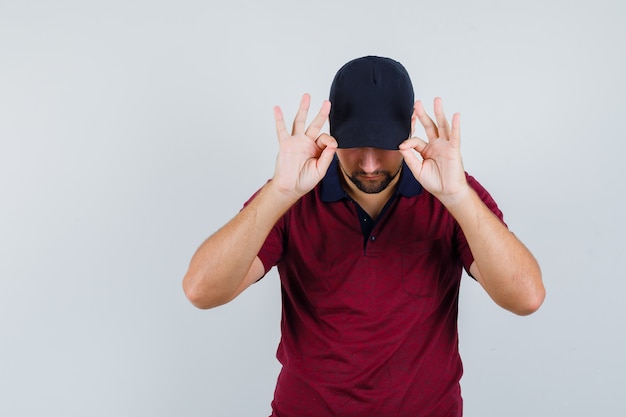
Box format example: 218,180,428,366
252,159,505,417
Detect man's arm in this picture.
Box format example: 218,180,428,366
399,98,545,316
183,183,295,309
183,94,337,309
450,187,544,316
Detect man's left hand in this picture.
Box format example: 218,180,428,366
399,97,470,207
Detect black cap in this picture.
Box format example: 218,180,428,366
329,56,414,150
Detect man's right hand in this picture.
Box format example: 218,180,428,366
183,94,337,309
271,93,337,201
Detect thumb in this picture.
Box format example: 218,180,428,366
399,148,423,177
316,134,337,175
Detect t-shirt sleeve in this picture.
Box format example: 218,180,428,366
242,186,285,277
456,174,507,275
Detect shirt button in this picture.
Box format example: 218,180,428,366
370,236,376,241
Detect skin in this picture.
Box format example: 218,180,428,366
336,147,404,219
338,148,403,194
399,98,544,315
182,94,545,315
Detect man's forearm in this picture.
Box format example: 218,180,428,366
443,186,545,315
182,181,297,309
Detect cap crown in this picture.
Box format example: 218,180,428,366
329,56,414,149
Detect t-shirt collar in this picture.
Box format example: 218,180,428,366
320,156,423,203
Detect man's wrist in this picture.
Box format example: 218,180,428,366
264,179,303,209
437,185,477,214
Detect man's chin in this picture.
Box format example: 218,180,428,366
344,165,402,194
353,179,391,194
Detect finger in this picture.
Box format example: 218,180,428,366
398,136,428,154
414,100,439,141
273,105,289,142
315,133,338,150
305,100,331,140
316,140,338,174
292,93,311,135
450,112,461,145
433,97,450,140
399,147,424,177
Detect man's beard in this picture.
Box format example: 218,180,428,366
343,164,402,194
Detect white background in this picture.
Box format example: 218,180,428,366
1,0,624,416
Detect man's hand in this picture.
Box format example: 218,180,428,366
399,97,469,207
400,98,545,314
271,93,337,200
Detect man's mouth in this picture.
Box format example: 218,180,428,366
360,173,383,180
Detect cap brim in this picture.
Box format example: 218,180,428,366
331,118,410,150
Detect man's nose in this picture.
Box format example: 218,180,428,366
359,147,380,172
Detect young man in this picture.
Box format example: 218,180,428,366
183,56,545,416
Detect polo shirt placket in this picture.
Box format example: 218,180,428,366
320,158,423,253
